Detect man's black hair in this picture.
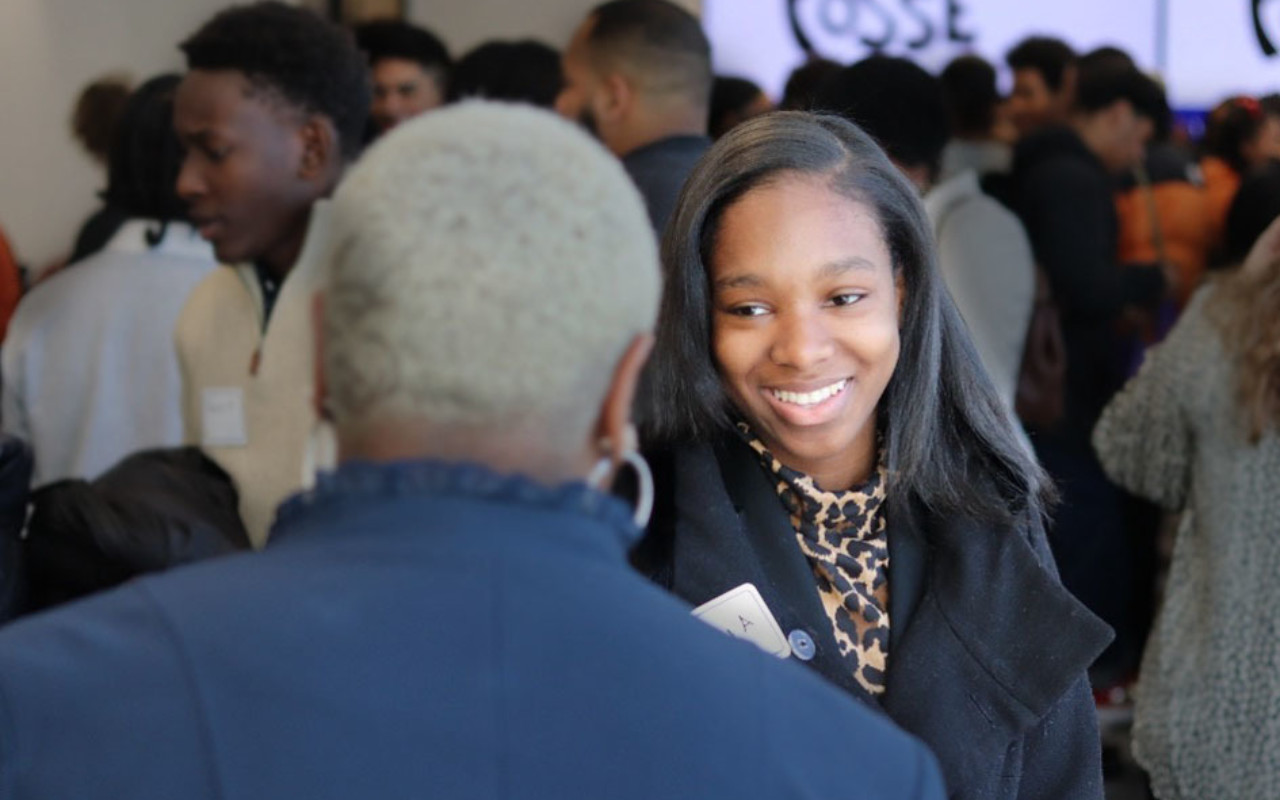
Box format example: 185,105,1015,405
709,76,764,138
813,55,948,175
1005,36,1076,92
180,1,371,160
780,57,841,111
586,0,712,107
939,54,999,138
1074,61,1161,119
102,74,188,227
446,40,561,108
354,20,451,74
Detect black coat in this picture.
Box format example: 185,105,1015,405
1010,127,1165,444
632,436,1113,800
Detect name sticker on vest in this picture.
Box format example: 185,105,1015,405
201,387,248,447
692,583,792,658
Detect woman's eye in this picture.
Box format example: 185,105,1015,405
728,303,769,317
830,292,865,307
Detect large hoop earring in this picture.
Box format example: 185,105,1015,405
587,449,654,529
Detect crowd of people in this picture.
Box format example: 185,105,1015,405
0,2,1277,798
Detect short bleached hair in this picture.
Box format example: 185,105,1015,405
323,102,660,440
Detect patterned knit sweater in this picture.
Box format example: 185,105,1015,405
1093,285,1280,800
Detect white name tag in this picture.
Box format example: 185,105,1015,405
201,387,248,447
691,583,792,659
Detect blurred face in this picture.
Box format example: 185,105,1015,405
710,174,901,490
1008,68,1059,135
556,20,610,147
1095,100,1150,174
175,69,316,271
370,58,443,132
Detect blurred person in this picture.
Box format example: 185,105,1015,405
938,54,1011,180
779,56,841,111
1009,62,1169,683
446,39,562,107
354,20,450,134
67,74,134,266
1115,75,1211,311
2,75,215,488
1005,36,1077,137
1222,158,1280,268
1200,95,1280,252
173,1,370,546
557,0,713,233
634,111,1111,799
0,102,946,800
816,56,1034,415
708,75,771,139
1093,197,1280,800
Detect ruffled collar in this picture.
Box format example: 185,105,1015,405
275,458,640,546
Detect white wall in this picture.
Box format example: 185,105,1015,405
0,0,238,270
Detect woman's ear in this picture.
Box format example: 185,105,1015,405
593,333,655,461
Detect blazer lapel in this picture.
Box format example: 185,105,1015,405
670,438,872,702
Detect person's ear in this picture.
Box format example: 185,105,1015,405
591,333,655,465
310,290,330,422
298,116,338,183
596,71,636,125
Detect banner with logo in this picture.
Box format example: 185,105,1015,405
705,0,1280,110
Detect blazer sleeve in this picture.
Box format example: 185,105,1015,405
1092,290,1207,512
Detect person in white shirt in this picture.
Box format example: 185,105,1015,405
2,75,215,486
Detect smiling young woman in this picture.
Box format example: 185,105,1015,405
633,111,1113,800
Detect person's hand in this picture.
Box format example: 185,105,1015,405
1242,215,1280,278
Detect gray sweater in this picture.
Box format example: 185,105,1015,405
1093,286,1280,800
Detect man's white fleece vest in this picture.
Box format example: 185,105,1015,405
175,205,334,547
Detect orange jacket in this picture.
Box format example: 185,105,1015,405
1115,179,1212,308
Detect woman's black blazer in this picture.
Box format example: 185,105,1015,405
632,435,1113,800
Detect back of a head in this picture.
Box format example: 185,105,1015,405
939,55,999,139
709,76,765,139
102,74,187,223
1074,61,1157,117
354,20,452,76
586,0,712,110
814,56,948,174
1006,36,1076,92
446,40,562,108
1205,96,1271,173
71,75,133,165
780,57,842,111
324,103,660,445
180,1,371,160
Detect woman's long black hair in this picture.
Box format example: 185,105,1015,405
639,111,1052,525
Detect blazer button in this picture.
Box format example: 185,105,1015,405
788,629,816,661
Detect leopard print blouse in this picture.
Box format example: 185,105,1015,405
737,423,891,697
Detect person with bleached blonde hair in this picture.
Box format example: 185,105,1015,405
0,103,943,800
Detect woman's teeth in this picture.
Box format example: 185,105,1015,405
770,379,848,407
